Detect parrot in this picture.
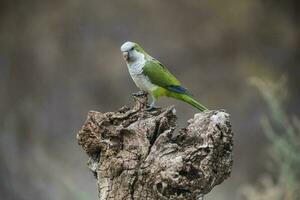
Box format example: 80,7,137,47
120,41,208,112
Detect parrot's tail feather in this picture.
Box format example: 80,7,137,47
165,88,208,112
181,95,208,112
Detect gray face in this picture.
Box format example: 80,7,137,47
120,41,137,62
120,41,135,52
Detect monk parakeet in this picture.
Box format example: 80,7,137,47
120,41,208,112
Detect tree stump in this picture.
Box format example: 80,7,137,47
76,94,233,200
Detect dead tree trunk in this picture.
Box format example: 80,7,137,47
76,94,233,200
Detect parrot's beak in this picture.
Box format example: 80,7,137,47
122,52,129,61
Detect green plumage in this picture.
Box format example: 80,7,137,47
121,41,208,112
143,59,180,87
143,59,208,112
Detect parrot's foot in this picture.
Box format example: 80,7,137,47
146,105,159,111
132,91,147,97
146,100,158,111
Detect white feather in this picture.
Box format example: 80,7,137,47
126,50,158,93
120,41,135,52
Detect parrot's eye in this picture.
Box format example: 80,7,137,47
130,47,134,51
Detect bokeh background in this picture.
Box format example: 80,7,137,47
1,0,299,199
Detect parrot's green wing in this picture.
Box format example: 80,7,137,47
143,59,189,94
143,59,180,86
143,59,207,111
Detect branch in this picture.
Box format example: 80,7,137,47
76,94,233,200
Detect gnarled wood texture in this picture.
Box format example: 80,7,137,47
77,94,233,200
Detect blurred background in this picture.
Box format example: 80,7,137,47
0,0,299,199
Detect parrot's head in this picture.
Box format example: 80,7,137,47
120,41,147,63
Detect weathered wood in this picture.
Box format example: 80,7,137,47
77,94,233,200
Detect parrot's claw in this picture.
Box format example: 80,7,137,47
146,105,158,111
132,91,147,97
146,100,158,111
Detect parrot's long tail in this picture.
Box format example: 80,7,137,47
181,94,208,112
168,92,208,112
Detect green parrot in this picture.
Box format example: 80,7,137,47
120,41,208,112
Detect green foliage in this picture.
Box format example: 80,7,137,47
242,77,300,200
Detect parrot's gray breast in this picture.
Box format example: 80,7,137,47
127,52,157,92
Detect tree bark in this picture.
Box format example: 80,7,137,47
76,94,233,200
